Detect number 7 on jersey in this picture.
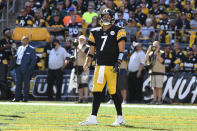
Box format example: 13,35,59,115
100,36,108,51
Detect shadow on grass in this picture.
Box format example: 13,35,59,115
0,115,24,118
108,124,170,130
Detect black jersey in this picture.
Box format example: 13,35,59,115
182,56,197,73
88,25,126,66
161,52,175,72
16,15,33,27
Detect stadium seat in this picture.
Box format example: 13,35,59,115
12,27,50,42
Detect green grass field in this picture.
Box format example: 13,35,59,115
0,101,197,131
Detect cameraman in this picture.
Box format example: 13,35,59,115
68,35,90,103
145,41,165,104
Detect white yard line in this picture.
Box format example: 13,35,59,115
0,102,197,109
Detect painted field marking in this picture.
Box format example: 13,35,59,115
0,102,197,109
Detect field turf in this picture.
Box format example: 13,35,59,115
0,101,197,131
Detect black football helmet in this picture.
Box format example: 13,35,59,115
100,8,115,25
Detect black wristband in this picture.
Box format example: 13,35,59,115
87,53,94,58
118,52,124,61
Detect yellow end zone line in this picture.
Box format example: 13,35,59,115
0,102,197,109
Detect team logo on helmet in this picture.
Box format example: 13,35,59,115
100,8,115,25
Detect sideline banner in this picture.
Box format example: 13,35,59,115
143,73,197,104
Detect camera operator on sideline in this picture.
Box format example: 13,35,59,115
145,41,165,104
68,35,90,103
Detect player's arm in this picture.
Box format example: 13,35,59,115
83,46,95,72
118,40,125,62
113,28,127,73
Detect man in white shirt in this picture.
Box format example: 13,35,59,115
47,39,70,100
128,42,145,103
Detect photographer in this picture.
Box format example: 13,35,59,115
145,41,165,104
68,35,90,103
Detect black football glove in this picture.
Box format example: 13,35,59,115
113,61,121,73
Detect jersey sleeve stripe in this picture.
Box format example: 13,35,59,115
117,29,126,41
88,32,96,44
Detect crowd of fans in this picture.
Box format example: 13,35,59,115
1,0,197,73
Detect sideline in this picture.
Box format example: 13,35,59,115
0,102,197,109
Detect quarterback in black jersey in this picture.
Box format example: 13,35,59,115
79,8,126,126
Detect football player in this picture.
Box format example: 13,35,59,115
79,8,126,125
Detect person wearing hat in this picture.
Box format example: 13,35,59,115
63,6,82,26
145,41,165,105
127,42,145,103
12,36,36,102
47,39,70,100
68,35,90,103
48,13,65,40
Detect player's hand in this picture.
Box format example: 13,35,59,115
83,63,89,72
113,61,121,73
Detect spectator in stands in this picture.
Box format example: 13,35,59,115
145,41,165,105
158,0,167,12
25,1,35,17
67,15,82,38
181,47,197,73
63,0,72,15
140,2,149,16
157,12,171,44
47,39,70,100
115,6,129,21
162,45,175,72
172,42,185,71
86,16,100,36
56,1,66,20
16,8,33,27
122,0,129,13
82,5,98,24
166,0,180,20
63,6,82,26
105,0,118,13
125,18,137,45
48,13,65,40
135,5,147,26
33,8,45,27
68,35,90,103
12,36,36,102
115,11,127,28
128,0,137,12
94,0,105,12
183,1,194,21
137,18,155,44
128,42,145,103
73,0,88,15
175,12,191,43
149,1,164,18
